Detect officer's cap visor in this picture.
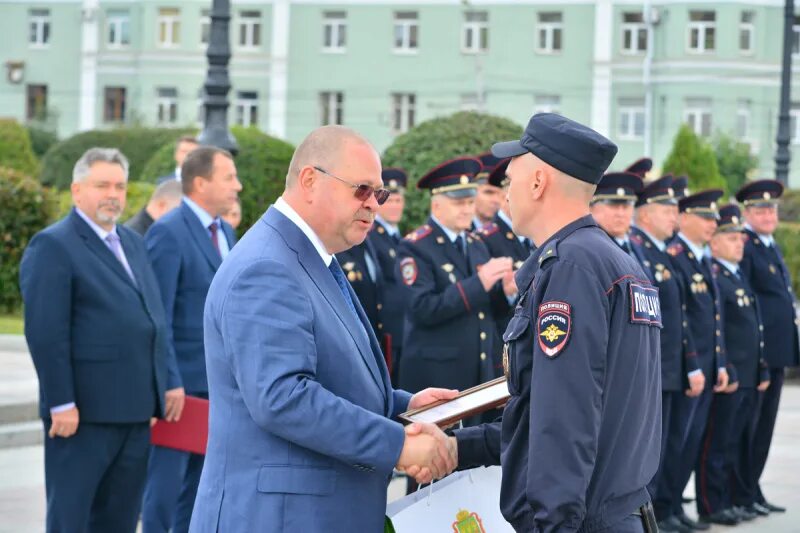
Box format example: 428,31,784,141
491,140,528,159
442,188,477,199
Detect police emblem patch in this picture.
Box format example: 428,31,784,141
629,284,663,327
537,301,571,358
400,257,417,286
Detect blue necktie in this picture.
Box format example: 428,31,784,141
329,258,360,319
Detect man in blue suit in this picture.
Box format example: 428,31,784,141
20,147,182,533
142,146,241,533
190,126,458,532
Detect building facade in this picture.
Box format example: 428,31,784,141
1,0,799,186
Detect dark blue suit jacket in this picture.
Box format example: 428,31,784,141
145,201,236,394
20,209,173,422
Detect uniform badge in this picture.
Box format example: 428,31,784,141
377,225,385,234
389,248,396,258
436,236,446,244
769,264,777,274
630,284,663,326
537,301,572,358
347,270,358,282
506,232,514,240
654,263,671,283
400,257,417,286
691,273,707,294
342,262,355,271
442,263,454,273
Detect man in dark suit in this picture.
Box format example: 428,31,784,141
737,179,798,514
156,136,198,184
20,147,183,533
142,146,240,533
125,180,183,236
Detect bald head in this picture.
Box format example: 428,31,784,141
286,125,376,189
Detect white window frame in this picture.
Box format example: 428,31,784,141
235,91,259,126
322,12,347,53
29,9,51,48
393,11,418,54
156,88,178,125
534,94,561,115
684,100,713,137
621,13,647,55
618,101,645,141
739,11,754,55
157,8,181,48
461,11,488,54
687,11,716,54
320,91,344,126
107,10,131,49
536,12,563,55
391,93,416,134
736,100,751,142
238,10,261,50
200,10,210,46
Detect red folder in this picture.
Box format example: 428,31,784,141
150,396,209,455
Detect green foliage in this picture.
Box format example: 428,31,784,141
140,126,295,235
775,222,800,294
40,127,193,189
712,133,758,195
54,181,155,222
381,111,524,230
662,124,727,194
780,189,800,222
0,167,56,312
0,119,40,176
26,124,59,159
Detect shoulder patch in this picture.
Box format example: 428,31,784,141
400,257,418,286
666,242,683,257
537,301,572,358
629,283,662,327
404,225,432,243
479,222,499,237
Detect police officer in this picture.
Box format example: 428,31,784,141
368,168,409,381
396,157,513,396
625,157,653,179
589,171,645,262
335,237,383,338
631,175,701,533
736,179,798,514
670,176,690,238
696,204,771,525
667,189,729,531
450,113,661,532
471,152,504,231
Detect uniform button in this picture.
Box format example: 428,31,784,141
716,329,721,336
480,353,487,361
761,342,765,348
683,321,688,327
683,340,688,345
716,346,721,353
682,305,687,311
378,323,383,330
377,304,383,311
759,325,764,331
478,312,485,320
715,314,720,321
480,332,487,340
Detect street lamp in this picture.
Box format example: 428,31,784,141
774,0,794,186
198,0,239,155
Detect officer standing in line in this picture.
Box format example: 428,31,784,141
335,235,383,338
368,168,410,382
670,176,690,237
736,179,798,514
631,175,702,533
396,157,514,396
470,153,504,231
696,204,770,526
589,171,645,262
448,113,662,532
667,190,729,531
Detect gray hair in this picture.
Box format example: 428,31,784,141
72,147,130,183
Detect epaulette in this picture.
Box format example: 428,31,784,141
479,222,500,237
537,238,560,265
666,242,683,257
404,225,432,243
630,233,643,246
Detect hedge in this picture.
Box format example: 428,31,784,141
0,119,40,176
776,222,800,295
381,111,524,230
26,124,59,159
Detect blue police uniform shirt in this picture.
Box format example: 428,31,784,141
375,215,400,239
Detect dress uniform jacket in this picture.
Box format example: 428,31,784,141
336,241,382,337
456,216,662,532
396,218,510,393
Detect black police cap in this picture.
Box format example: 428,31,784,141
382,168,408,193
735,179,784,207
591,172,643,205
672,175,690,199
487,158,511,188
716,204,744,233
417,157,482,199
491,113,618,185
476,152,503,185
625,157,653,179
636,174,677,208
679,189,724,219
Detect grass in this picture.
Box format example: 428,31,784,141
0,312,24,335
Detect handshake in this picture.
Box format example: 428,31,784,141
396,422,458,484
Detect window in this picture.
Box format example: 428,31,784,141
200,10,210,45
156,87,178,124
739,11,754,54
26,84,48,121
462,11,488,54
534,94,561,115
536,12,563,54
235,91,258,126
157,8,181,47
238,10,261,49
107,10,131,48
393,11,418,52
323,11,346,52
688,11,715,53
391,93,416,133
736,99,751,141
29,9,50,47
320,92,344,125
790,103,800,144
104,87,127,123
684,98,712,137
618,98,645,140
621,12,646,54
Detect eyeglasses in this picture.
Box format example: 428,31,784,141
313,166,391,206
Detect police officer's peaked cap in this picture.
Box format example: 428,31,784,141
735,179,784,207
475,152,503,184
382,168,408,193
491,113,618,185
716,204,745,233
487,158,511,188
636,174,677,208
417,157,482,198
672,175,690,199
591,172,643,205
679,189,724,219
625,157,653,179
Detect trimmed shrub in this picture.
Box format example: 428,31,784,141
776,222,800,295
381,111,524,230
0,167,56,311
663,124,727,194
0,119,40,176
26,124,59,159
713,133,757,195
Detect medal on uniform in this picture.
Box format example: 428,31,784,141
769,264,777,274
736,288,745,307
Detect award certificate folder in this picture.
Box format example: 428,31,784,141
398,377,510,428
150,395,209,455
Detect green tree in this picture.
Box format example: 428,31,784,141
712,132,758,195
382,111,524,230
662,124,727,194
0,119,40,176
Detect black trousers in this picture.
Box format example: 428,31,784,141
731,388,760,507
650,390,684,521
752,368,785,505
673,385,713,516
44,420,150,533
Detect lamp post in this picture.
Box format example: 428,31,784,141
775,0,794,186
198,0,238,155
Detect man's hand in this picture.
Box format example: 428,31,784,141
396,423,457,483
409,388,458,410
478,258,513,292
49,407,79,439
685,372,705,397
757,380,770,392
723,381,739,394
502,270,518,297
713,368,729,393
164,387,186,422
